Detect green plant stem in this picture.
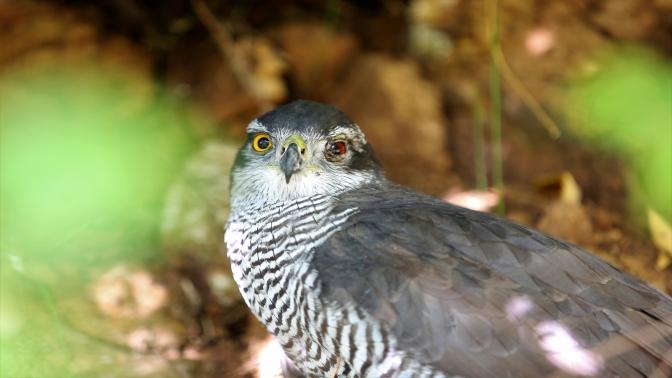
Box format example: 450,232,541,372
488,0,504,215
473,95,488,192
37,281,72,378
324,0,341,32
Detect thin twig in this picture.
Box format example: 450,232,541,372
330,356,341,378
497,48,561,139
190,0,272,112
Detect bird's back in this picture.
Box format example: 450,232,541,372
310,182,672,378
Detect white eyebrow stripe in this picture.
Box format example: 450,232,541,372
329,125,367,143
246,120,367,145
330,125,357,135
246,120,268,133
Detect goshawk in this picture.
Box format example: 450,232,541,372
225,100,672,378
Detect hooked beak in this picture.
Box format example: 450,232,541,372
279,139,305,183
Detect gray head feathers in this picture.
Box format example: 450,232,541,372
229,100,384,209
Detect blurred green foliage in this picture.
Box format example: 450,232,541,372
1,67,196,264
568,48,672,223
0,66,197,376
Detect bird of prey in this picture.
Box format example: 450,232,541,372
225,100,672,378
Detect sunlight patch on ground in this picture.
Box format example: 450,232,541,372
442,188,500,212
93,266,167,318
249,336,284,378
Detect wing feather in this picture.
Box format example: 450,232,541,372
311,185,672,377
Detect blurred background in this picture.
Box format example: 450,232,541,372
1,0,671,377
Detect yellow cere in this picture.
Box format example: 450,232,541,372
282,134,307,151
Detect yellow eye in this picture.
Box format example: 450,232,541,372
253,133,272,152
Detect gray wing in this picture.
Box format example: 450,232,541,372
312,185,672,378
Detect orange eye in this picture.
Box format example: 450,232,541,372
327,141,347,156
253,133,272,152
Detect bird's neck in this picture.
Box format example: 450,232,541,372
229,174,386,216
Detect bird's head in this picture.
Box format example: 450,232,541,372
230,100,384,208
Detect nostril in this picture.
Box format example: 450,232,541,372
281,147,286,154
301,148,305,155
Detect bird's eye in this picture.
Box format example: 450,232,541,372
253,133,272,152
327,141,347,156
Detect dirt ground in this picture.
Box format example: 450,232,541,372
1,1,671,377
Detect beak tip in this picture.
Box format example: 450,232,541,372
279,141,303,184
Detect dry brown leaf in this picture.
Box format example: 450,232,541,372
648,208,672,270
535,171,582,205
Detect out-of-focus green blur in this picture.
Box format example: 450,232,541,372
0,65,196,376
568,49,672,223
1,67,195,261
